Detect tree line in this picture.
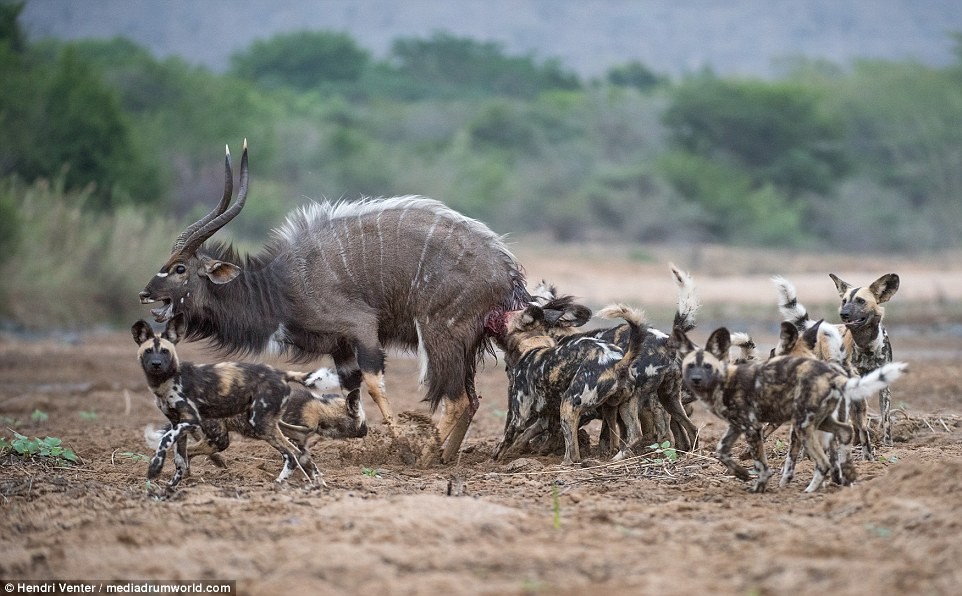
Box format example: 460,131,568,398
3,1,962,283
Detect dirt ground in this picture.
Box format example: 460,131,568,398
2,243,962,596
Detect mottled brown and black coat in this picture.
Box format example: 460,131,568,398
494,298,647,465
133,314,323,490
672,323,906,493
774,273,900,456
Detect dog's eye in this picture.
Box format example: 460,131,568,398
160,348,169,355
855,297,865,305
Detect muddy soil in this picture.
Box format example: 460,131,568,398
2,245,962,595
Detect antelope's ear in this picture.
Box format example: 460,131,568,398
131,320,154,345
870,273,900,304
163,313,187,345
199,255,241,285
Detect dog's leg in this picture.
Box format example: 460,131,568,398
599,405,621,458
746,426,771,493
715,425,751,482
613,395,645,461
779,426,802,488
148,421,194,481
169,435,190,489
879,386,893,447
803,426,834,493
559,398,581,466
849,398,874,460
658,389,698,452
818,417,854,485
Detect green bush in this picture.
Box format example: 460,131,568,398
0,176,180,329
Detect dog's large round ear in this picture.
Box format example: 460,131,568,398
829,273,851,298
550,304,592,328
870,273,900,304
162,313,188,345
776,321,801,354
801,320,822,350
668,325,695,356
520,304,545,327
705,327,731,359
131,320,154,346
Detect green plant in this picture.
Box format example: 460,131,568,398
30,409,49,423
361,467,380,478
772,438,787,456
2,432,78,463
78,410,97,421
116,451,148,463
647,440,678,462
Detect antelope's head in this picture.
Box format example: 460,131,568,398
139,141,250,322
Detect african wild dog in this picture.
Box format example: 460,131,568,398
671,323,906,492
526,263,701,453
494,298,647,465
145,374,368,476
132,314,321,490
774,273,900,456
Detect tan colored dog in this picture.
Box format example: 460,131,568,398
774,273,900,456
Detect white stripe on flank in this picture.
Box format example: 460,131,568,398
410,215,441,300
415,319,429,386
376,210,386,297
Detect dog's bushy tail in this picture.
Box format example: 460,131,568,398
844,361,908,401
728,332,759,363
772,275,812,330
289,367,342,391
816,320,847,366
143,423,170,450
670,263,699,332
599,304,647,381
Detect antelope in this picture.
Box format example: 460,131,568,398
139,141,529,462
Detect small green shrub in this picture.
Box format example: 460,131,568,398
1,432,78,463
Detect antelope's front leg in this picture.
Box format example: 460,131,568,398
337,344,396,430
439,391,479,463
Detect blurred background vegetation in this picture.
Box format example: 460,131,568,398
2,2,961,329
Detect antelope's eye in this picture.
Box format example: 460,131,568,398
174,264,186,274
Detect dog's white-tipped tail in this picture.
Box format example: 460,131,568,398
817,322,847,365
303,367,342,392
845,362,908,401
728,331,759,363
772,275,811,329
669,263,699,332
597,303,646,327
143,424,165,450
599,303,648,382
